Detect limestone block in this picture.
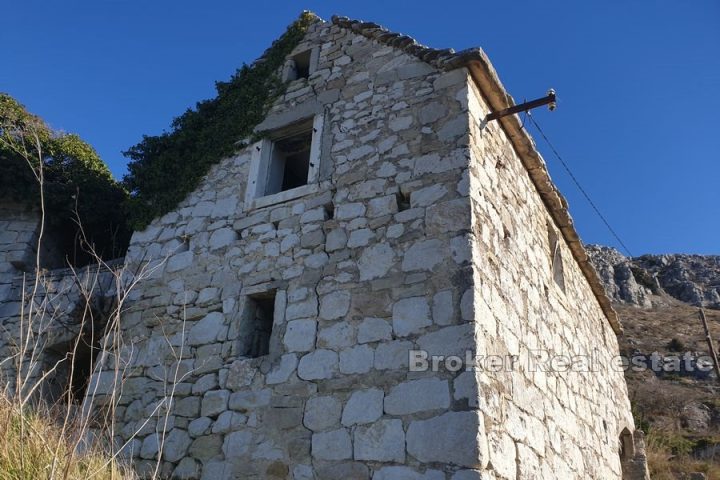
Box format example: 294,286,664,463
339,344,374,374
188,417,212,438
201,390,230,417
297,349,338,380
358,243,395,281
319,290,351,320
304,395,342,432
374,340,413,370
410,184,448,208
486,431,517,480
417,324,476,358
167,251,194,273
173,457,201,479
347,228,374,248
406,411,488,468
392,296,431,337
266,353,298,384
318,322,354,349
286,298,318,320
326,228,348,251
284,319,317,352
402,239,446,272
228,389,271,411
357,317,392,344
432,290,454,326
209,228,236,250
384,378,450,415
222,430,253,457
175,396,201,417
226,359,256,390
140,433,159,459
188,312,226,346
426,199,470,234
163,428,192,462
192,374,218,395
212,411,247,434
367,195,398,218
312,428,352,461
373,467,445,480
353,419,405,463
342,388,383,426
336,202,366,220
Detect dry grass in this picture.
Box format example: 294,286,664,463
0,395,135,480
646,436,720,480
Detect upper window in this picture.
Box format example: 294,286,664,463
265,129,312,195
282,48,316,82
547,221,566,292
245,115,324,207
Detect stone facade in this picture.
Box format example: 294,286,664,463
1,14,648,480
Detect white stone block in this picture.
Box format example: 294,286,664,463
283,319,317,352
353,419,405,463
392,296,431,337
342,388,383,426
384,378,450,415
297,349,338,380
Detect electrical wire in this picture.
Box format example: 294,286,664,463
525,111,635,258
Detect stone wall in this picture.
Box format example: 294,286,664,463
78,16,641,480
465,78,637,478
0,202,41,300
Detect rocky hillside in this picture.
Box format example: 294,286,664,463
587,245,720,309
588,245,720,479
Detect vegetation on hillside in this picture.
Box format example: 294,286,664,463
0,94,130,263
122,12,316,230
618,303,720,479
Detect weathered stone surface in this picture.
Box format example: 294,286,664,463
304,395,342,432
407,411,487,468
384,378,450,415
339,344,373,374
163,429,192,462
374,467,445,480
201,390,230,417
188,312,225,346
266,353,298,384
392,296,431,337
357,317,392,344
342,388,383,426
297,349,338,380
312,428,352,460
402,239,445,272
354,419,405,463
319,290,351,320
284,319,317,352
358,243,394,280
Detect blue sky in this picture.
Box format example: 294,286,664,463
2,1,718,255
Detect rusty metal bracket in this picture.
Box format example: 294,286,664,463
484,89,557,123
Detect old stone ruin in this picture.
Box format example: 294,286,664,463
0,14,650,480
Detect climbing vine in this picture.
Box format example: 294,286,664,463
0,93,130,264
123,12,317,229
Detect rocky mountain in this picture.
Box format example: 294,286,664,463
586,245,720,309
588,245,720,479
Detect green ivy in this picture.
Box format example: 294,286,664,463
0,94,131,264
123,12,317,230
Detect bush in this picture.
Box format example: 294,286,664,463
0,94,131,263
667,338,686,352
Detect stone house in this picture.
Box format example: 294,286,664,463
1,13,649,480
